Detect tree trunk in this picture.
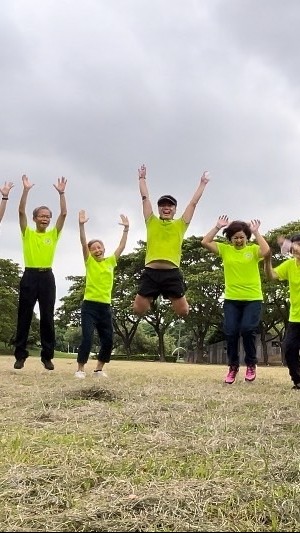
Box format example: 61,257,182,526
158,331,165,361
123,338,132,358
194,348,205,364
194,333,206,363
260,329,269,365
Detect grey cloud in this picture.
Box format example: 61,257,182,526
217,0,300,85
0,0,300,303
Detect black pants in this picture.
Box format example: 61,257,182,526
14,268,56,361
284,322,300,385
77,300,113,365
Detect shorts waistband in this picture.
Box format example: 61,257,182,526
25,267,52,272
144,266,179,272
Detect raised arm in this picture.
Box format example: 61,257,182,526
201,215,229,254
277,235,292,256
19,174,34,235
54,177,67,233
78,210,89,261
0,181,14,223
264,251,279,281
138,164,153,221
249,220,270,258
182,171,210,224
114,214,129,259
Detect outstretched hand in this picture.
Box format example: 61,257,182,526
54,176,67,194
138,164,146,179
277,235,292,255
79,210,89,224
0,181,14,197
118,214,129,229
22,174,34,190
216,214,229,229
249,219,261,233
277,235,286,246
200,171,210,185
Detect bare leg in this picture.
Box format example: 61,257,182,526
169,296,189,317
133,294,153,316
95,360,105,371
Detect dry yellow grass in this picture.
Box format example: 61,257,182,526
1,356,300,532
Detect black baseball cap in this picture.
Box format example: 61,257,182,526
291,234,300,243
157,194,177,207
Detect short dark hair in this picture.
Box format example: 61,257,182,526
291,234,300,243
33,206,52,218
223,220,251,240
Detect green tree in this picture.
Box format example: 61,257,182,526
64,326,82,353
112,247,144,355
54,324,68,352
55,275,85,328
122,323,157,355
143,299,175,361
0,259,22,346
181,236,224,363
27,314,41,349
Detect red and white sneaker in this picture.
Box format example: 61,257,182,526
224,366,239,384
245,365,256,382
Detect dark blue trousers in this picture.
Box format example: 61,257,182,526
223,300,262,367
77,300,113,365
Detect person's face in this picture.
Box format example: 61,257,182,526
89,240,105,261
33,208,52,231
231,231,247,249
158,201,176,220
291,241,300,260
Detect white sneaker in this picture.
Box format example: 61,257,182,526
93,370,108,378
75,370,86,379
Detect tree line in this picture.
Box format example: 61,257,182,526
1,220,299,362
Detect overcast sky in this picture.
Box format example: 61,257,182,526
1,0,300,307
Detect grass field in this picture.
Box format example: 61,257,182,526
1,357,300,532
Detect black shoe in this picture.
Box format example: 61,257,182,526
41,359,54,371
14,359,25,369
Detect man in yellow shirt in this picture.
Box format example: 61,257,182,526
133,164,209,317
265,234,300,389
14,174,67,371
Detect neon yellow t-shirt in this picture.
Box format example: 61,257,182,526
84,254,117,303
216,242,263,300
145,214,188,266
274,258,300,322
22,227,60,267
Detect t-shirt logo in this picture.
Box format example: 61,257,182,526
44,238,52,245
244,252,253,260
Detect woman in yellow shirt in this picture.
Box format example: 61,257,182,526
202,215,269,384
75,210,129,379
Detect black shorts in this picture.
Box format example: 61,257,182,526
137,267,187,300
